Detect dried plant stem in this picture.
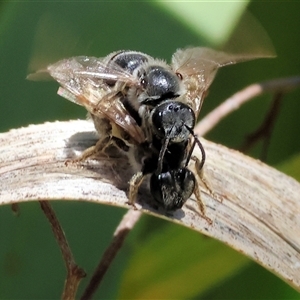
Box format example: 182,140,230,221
240,91,283,160
81,210,142,300
1,120,300,291
39,201,86,300
195,76,300,136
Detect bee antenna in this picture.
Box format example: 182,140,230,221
184,125,206,170
156,136,170,175
156,123,175,175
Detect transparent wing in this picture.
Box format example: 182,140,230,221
73,86,145,145
41,56,144,144
171,47,268,118
47,56,140,99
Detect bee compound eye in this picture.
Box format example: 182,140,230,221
150,168,195,211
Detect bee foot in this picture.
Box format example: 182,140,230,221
64,158,82,167
126,201,138,210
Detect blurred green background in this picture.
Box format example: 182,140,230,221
0,1,300,299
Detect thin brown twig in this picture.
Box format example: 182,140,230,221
195,76,300,136
80,209,142,300
240,92,283,161
11,203,20,216
39,201,86,300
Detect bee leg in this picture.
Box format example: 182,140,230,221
192,155,214,196
127,172,144,209
193,179,213,225
111,137,129,153
65,136,111,166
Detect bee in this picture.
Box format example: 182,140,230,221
33,48,263,222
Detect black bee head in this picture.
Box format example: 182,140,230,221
138,66,182,105
151,101,195,143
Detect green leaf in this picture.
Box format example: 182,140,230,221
277,153,300,181
119,220,249,299
154,1,249,46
